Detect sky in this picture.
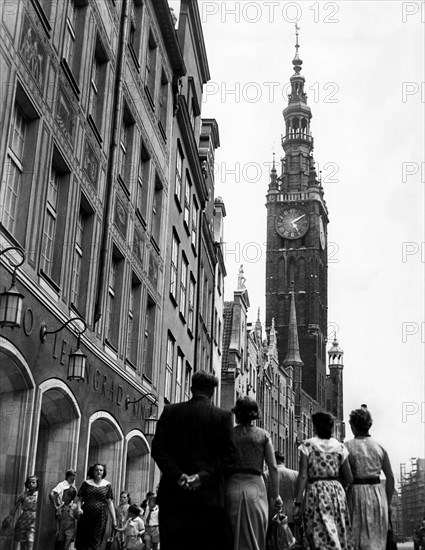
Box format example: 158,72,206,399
171,1,424,482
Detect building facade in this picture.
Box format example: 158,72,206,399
0,1,222,549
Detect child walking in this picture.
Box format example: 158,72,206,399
5,475,39,550
55,487,78,550
143,493,159,550
116,504,145,550
116,491,131,548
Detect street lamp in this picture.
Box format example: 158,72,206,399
0,246,26,329
125,392,158,437
40,316,88,381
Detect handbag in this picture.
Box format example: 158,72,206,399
386,515,398,550
0,515,14,538
267,512,296,550
105,529,121,550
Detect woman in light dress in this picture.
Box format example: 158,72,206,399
345,406,394,550
225,396,282,550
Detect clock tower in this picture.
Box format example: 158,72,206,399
265,27,328,407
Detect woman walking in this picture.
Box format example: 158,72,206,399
345,406,394,550
294,411,353,550
226,396,282,550
74,463,117,550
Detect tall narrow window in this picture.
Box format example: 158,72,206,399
175,143,183,202
2,105,27,234
128,0,143,68
106,249,124,349
175,350,184,403
170,232,179,299
191,198,198,247
180,255,188,318
40,166,59,277
188,275,195,333
70,194,94,316
40,151,70,287
184,362,192,401
136,143,150,222
151,176,163,246
118,107,134,186
142,294,156,381
158,70,168,140
63,1,77,68
183,172,191,228
165,333,175,403
62,0,87,87
144,31,157,107
127,275,141,367
71,210,84,307
89,38,108,138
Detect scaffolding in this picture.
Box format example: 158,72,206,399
399,458,425,538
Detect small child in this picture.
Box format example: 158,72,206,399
116,504,145,550
116,491,131,548
55,487,78,550
6,475,39,550
143,493,159,550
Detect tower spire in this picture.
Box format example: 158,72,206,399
283,282,304,367
293,23,303,75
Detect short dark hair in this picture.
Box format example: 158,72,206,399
232,396,260,424
312,411,334,439
63,487,77,500
275,451,285,463
25,475,39,489
191,371,218,394
65,469,76,479
128,504,142,516
349,407,373,434
87,463,107,479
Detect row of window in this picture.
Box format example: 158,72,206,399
0,85,159,382
165,332,192,404
32,0,169,146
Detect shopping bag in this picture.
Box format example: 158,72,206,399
105,529,121,550
267,512,296,550
386,513,398,550
0,515,14,538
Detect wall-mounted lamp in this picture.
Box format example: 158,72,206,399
125,392,158,437
0,246,26,329
40,317,88,381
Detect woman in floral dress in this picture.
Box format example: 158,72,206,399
74,463,117,550
6,475,38,550
345,406,394,550
294,412,353,550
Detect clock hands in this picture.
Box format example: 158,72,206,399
292,214,306,224
291,214,306,230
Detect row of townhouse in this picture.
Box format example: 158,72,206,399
0,1,224,548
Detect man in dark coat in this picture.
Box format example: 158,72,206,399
151,370,235,550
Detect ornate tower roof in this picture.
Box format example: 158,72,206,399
283,283,304,367
280,24,318,194
328,336,344,367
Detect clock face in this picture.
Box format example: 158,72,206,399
275,207,309,239
319,217,326,249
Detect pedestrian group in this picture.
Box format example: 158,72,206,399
1,371,396,550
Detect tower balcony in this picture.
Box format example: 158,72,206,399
282,132,314,148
